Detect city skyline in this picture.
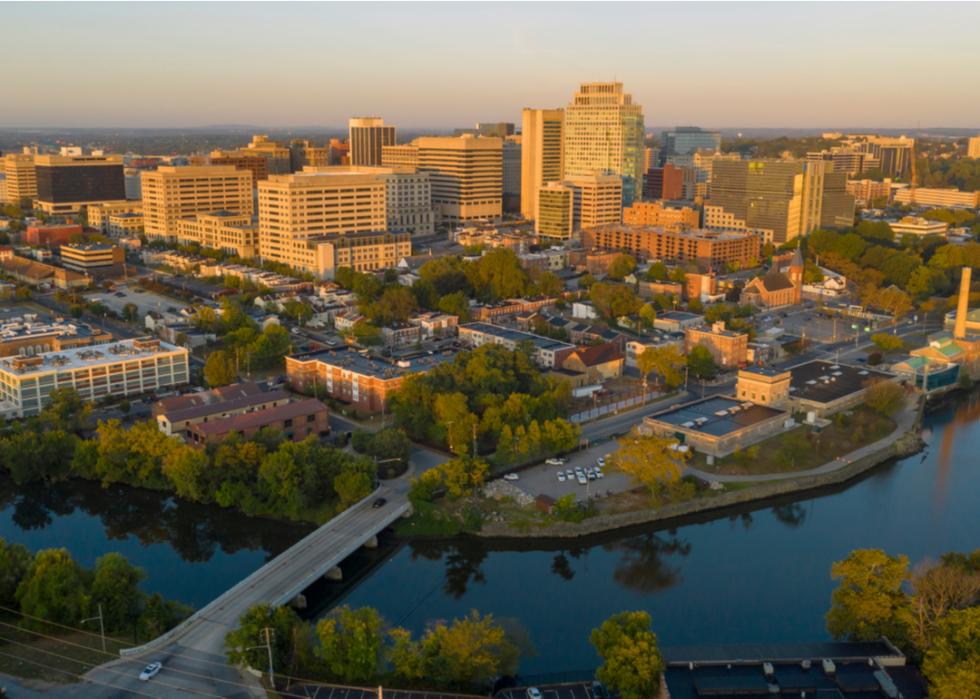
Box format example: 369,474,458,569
4,2,980,130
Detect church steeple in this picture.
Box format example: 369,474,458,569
788,242,804,305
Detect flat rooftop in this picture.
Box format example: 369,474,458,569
459,322,575,352
0,315,99,342
648,395,785,437
290,346,455,380
0,338,184,376
740,365,788,378
789,360,893,405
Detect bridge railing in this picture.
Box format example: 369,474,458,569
119,483,388,658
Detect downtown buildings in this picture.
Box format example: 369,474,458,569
141,165,254,242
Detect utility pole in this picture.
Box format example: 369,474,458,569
82,604,106,653
262,627,275,688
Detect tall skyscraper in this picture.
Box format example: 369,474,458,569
661,127,721,159
34,154,126,215
520,108,564,220
968,135,980,159
257,168,387,275
535,182,574,240
564,174,623,231
1,153,38,206
141,166,254,241
349,117,396,167
502,139,522,213
562,82,644,205
416,135,502,226
706,159,854,244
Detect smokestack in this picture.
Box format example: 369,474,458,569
954,266,971,340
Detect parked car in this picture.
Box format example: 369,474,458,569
592,681,609,699
577,473,588,485
139,662,162,681
527,689,542,699
596,470,605,479
597,456,606,467
557,472,566,482
503,473,519,481
565,469,574,479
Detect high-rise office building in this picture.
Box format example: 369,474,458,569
381,144,420,169
245,134,291,175
289,140,330,171
865,136,914,179
2,153,37,206
565,174,622,231
34,154,126,215
502,139,522,213
209,150,270,182
708,160,804,245
379,168,435,237
257,168,387,276
416,135,502,226
707,159,854,245
455,123,515,138
644,164,685,200
562,82,644,204
520,108,564,221
535,182,574,240
141,166,254,241
349,117,396,167
661,127,721,159
968,135,980,159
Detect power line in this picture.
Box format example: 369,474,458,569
0,645,155,698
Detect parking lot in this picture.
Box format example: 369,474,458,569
287,685,484,699
762,308,856,344
84,284,192,320
499,440,635,503
497,682,611,699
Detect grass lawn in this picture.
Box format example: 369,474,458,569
0,614,130,684
691,406,895,476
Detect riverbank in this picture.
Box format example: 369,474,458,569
473,395,927,540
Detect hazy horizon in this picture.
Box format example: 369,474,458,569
5,2,980,130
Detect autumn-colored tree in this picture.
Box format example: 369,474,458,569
315,605,385,683
636,345,685,391
826,549,913,645
590,610,664,699
609,428,687,495
909,555,980,651
864,379,904,416
922,607,980,699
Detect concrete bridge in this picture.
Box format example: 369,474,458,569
83,483,411,697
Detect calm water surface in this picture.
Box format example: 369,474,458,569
0,392,977,674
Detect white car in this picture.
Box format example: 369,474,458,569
546,457,565,466
139,662,162,681
557,472,566,482
596,469,605,479
503,473,519,481
577,473,588,485
527,689,543,699
597,456,606,467
565,469,574,478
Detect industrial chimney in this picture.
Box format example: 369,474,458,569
954,266,972,340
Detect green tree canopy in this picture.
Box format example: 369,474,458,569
590,610,664,699
91,552,146,631
204,349,237,387
226,604,304,677
0,538,31,608
686,345,719,380
315,605,385,683
16,548,91,628
922,607,980,698
826,548,913,645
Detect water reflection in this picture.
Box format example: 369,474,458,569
772,503,808,528
0,477,311,563
409,540,488,598
605,531,691,593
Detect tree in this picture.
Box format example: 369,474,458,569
91,552,146,631
249,325,292,369
204,350,237,387
636,345,685,391
609,428,687,495
352,319,382,346
226,604,304,677
0,538,31,607
533,270,564,297
334,468,373,507
388,626,426,681
864,379,904,417
40,387,90,433
607,254,637,280
869,286,913,324
638,303,656,328
16,548,90,628
121,302,140,323
686,345,718,380
922,607,980,698
590,282,638,319
416,610,519,688
137,592,191,641
315,605,384,683
646,261,669,281
826,549,913,645
366,285,418,325
909,556,980,651
590,611,664,699
437,291,471,322
871,333,905,353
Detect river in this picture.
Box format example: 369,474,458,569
0,392,977,675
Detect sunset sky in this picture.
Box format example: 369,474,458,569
5,1,980,129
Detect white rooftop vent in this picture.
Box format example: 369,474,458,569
821,658,836,675
682,421,695,428
714,409,728,417
806,379,817,385
859,370,869,375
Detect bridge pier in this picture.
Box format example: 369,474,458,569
289,594,307,610
363,535,378,549
324,566,343,581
